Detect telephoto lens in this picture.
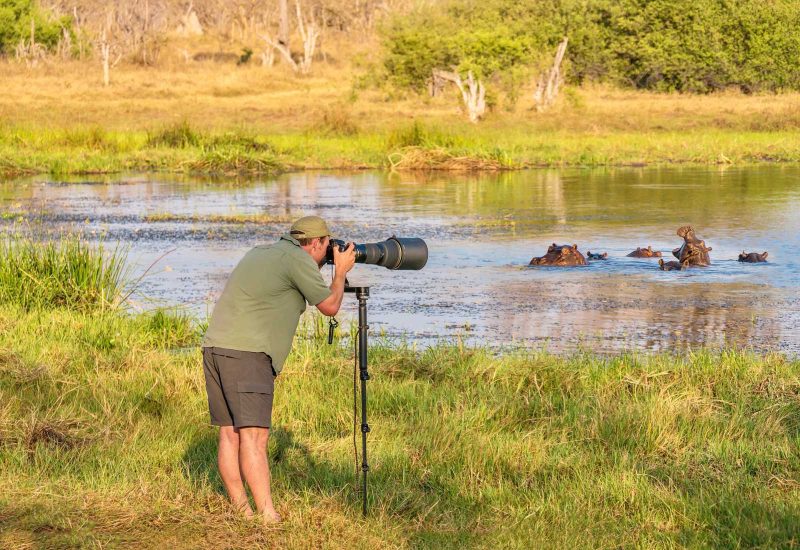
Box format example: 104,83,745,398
326,236,428,270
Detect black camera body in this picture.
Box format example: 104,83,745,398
326,236,428,270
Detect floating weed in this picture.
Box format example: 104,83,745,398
143,212,292,224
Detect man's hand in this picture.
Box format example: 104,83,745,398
316,242,355,316
334,242,356,276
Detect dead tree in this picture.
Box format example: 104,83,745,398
294,1,319,74
432,69,486,123
14,17,47,68
533,37,568,112
98,27,121,86
263,1,319,75
429,68,450,97
278,0,290,48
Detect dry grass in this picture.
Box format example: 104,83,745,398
2,60,800,134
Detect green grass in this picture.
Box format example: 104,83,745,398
0,234,128,312
1,306,799,547
0,238,798,548
3,121,800,177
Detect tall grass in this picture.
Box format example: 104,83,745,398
0,234,128,311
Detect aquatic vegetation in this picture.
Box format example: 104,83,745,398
0,234,128,311
143,212,292,224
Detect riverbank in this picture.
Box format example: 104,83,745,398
1,304,798,548
2,62,800,176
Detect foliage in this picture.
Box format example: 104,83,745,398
382,0,800,93
0,0,72,55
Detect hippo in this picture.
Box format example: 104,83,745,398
671,225,712,267
738,251,768,263
659,258,690,271
586,251,608,260
529,243,587,266
627,246,662,258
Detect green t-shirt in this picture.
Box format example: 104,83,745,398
202,234,332,373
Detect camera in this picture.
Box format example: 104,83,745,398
326,236,428,270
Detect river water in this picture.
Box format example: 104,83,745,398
2,166,799,354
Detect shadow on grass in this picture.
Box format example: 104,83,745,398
182,427,360,504
182,426,484,546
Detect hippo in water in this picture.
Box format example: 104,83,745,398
586,251,608,260
529,243,587,266
738,251,768,263
659,258,690,271
672,225,712,267
627,246,662,258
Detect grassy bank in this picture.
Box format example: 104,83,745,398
2,62,800,176
2,306,799,548
1,236,799,548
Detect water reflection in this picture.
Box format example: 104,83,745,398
1,166,798,354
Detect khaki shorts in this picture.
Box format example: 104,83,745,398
202,347,276,429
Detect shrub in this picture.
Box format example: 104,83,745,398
382,0,800,93
0,0,73,55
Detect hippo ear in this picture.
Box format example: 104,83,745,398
647,245,652,251
572,243,578,250
602,253,608,258
762,251,768,259
707,247,712,251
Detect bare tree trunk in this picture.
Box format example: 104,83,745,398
101,30,110,86
432,69,486,123
264,1,319,75
278,0,290,48
295,1,319,75
533,37,568,112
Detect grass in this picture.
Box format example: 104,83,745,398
1,304,799,548
2,61,800,175
0,238,799,548
0,234,128,312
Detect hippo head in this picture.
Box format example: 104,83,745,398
738,251,768,263
530,243,587,266
627,246,662,258
673,225,712,266
586,251,608,260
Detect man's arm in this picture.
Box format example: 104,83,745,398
316,243,355,316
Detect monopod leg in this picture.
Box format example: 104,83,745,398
357,289,370,516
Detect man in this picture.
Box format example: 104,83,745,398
201,215,355,524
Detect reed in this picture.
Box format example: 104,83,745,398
0,234,128,311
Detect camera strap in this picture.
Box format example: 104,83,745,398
327,316,339,344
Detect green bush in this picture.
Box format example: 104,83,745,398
0,0,72,55
382,0,800,93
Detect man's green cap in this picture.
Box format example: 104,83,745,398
289,215,331,239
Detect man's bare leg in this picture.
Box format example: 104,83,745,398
218,426,253,517
239,427,281,524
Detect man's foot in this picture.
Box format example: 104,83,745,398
233,498,254,518
262,510,282,525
